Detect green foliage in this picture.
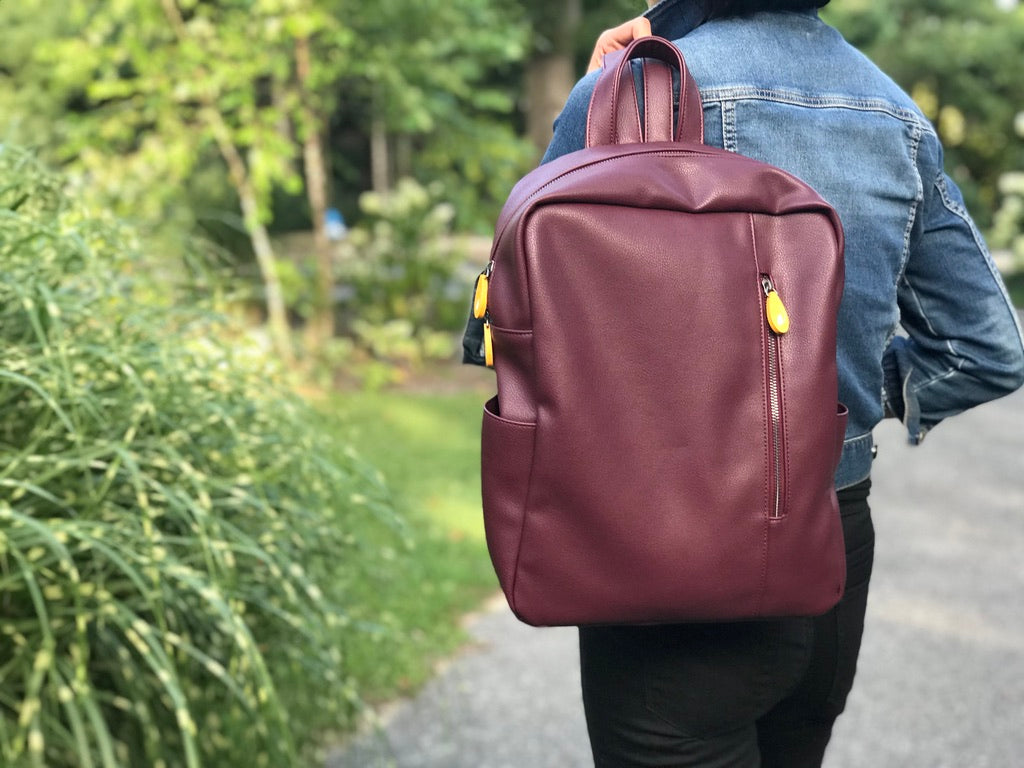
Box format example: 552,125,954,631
9,0,347,218
339,179,469,366
0,5,69,153
412,113,536,234
0,0,533,297
0,147,397,767
333,0,533,230
992,170,1024,264
990,113,1024,265
339,0,526,133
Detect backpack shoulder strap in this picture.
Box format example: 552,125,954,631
587,36,704,147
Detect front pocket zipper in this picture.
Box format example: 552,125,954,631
475,261,495,367
761,275,788,519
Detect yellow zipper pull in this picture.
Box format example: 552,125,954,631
473,270,490,319
762,277,790,335
483,322,494,367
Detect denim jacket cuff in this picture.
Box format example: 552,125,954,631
887,337,939,445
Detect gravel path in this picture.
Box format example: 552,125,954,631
328,382,1024,768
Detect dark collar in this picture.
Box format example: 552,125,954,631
644,1,820,39
643,0,705,40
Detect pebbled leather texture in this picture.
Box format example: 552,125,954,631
482,37,847,627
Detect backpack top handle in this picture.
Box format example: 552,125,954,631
586,35,705,148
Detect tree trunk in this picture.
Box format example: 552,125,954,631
295,35,334,352
236,172,295,364
206,109,294,363
524,0,582,158
161,0,293,363
370,111,390,193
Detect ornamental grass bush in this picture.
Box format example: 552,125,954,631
0,147,396,767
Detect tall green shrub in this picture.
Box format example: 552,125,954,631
0,147,394,767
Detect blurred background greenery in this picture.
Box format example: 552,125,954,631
0,1,1022,766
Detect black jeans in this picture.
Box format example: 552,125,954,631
579,479,874,768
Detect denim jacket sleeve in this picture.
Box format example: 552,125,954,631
883,133,1024,443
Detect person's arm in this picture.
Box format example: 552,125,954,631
883,135,1024,443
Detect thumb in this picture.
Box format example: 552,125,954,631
631,17,653,39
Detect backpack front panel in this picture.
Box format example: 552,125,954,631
482,148,845,625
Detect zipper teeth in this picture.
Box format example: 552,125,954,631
762,274,783,519
766,331,782,519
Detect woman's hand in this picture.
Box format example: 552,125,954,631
586,16,653,73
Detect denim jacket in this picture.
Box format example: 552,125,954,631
541,2,1024,489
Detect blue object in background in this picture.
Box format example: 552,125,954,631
325,207,347,241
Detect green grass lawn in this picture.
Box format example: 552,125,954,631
333,390,489,542
325,388,496,704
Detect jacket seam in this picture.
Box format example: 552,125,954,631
700,88,934,127
896,122,925,286
722,101,738,152
910,367,957,394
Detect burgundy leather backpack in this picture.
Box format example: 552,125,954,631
474,37,848,626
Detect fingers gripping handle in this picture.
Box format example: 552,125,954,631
585,36,704,148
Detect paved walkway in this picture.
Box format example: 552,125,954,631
327,383,1024,768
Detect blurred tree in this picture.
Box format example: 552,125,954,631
0,7,68,151
331,0,532,231
0,0,535,325
521,0,582,154
990,111,1024,264
0,0,363,361
291,14,352,349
